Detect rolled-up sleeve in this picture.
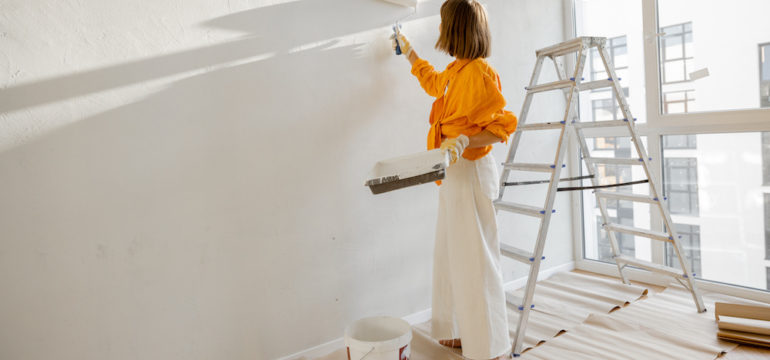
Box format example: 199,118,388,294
458,71,518,142
411,59,447,98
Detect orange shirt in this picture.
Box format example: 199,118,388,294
411,58,518,160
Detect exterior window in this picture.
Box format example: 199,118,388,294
765,194,770,260
762,43,770,108
666,224,702,275
589,35,629,123
590,35,630,150
661,22,694,84
664,158,699,216
596,202,635,262
764,133,770,186
663,89,695,114
663,134,696,149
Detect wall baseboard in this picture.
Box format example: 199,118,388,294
277,262,575,360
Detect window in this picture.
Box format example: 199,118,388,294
664,158,699,216
663,89,695,114
575,0,646,123
762,43,770,108
590,35,630,150
574,1,770,294
765,194,770,260
666,224,701,275
658,0,770,112
660,23,693,85
763,132,770,185
660,133,767,289
663,134,696,150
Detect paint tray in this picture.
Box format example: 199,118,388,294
366,149,450,194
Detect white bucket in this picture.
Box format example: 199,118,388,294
344,316,412,360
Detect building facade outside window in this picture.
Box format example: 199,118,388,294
661,22,694,84
666,223,702,275
664,158,699,216
762,43,770,108
663,89,695,114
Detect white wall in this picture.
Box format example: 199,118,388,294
0,0,566,359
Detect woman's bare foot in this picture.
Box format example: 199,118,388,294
492,354,513,360
438,338,462,348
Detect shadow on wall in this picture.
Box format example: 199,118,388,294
0,0,439,114
0,0,444,359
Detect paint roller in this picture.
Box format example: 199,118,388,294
365,149,450,194
380,0,418,55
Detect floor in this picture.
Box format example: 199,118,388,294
311,270,770,359
576,270,770,360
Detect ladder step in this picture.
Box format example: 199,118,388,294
595,191,658,204
502,162,559,172
526,80,575,93
603,223,673,242
500,243,538,264
536,37,604,57
517,122,565,131
572,120,629,129
614,255,685,279
585,157,645,166
493,200,548,218
577,79,615,91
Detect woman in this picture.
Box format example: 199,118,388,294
391,1,518,359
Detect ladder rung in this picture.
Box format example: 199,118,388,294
614,255,685,279
595,191,658,204
604,224,673,242
572,120,629,129
500,243,537,264
578,79,614,91
502,163,558,172
494,200,547,218
526,80,575,93
585,157,644,166
517,122,565,131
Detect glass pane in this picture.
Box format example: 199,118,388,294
659,0,770,113
575,0,646,123
662,132,769,291
583,136,651,263
762,43,770,108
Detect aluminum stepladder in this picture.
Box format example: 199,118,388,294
495,37,707,357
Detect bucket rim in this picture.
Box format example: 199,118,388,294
344,316,412,352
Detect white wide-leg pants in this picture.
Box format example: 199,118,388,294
431,154,511,360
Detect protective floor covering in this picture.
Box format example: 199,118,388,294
522,285,769,359
309,271,767,359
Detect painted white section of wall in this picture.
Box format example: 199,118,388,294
0,0,565,359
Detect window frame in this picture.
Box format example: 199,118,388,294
659,22,693,85
568,0,770,302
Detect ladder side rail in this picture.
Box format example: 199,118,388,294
573,130,631,284
596,45,706,312
511,50,587,357
569,42,630,284
498,56,547,201
551,56,574,108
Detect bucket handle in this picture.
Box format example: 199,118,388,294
359,346,375,360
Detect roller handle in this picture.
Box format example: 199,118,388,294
392,25,402,55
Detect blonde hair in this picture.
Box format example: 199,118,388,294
435,0,491,59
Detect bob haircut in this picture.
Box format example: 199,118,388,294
435,0,491,59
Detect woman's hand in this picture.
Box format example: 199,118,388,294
440,135,469,164
390,32,418,64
